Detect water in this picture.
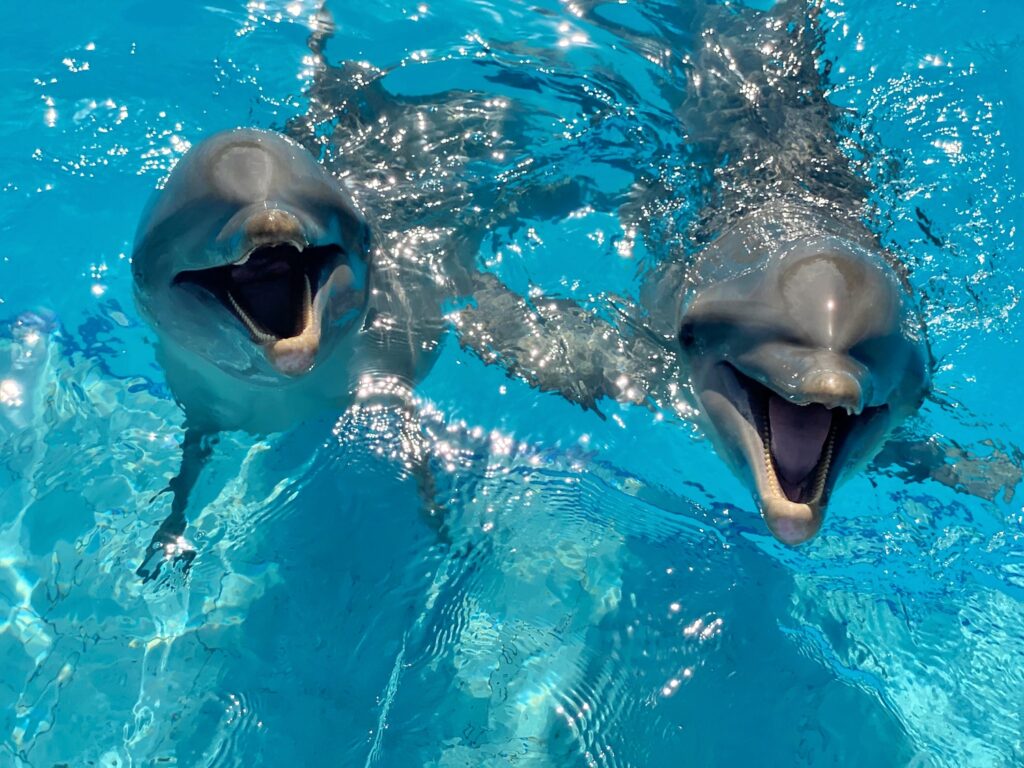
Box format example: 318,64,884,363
1,0,1022,765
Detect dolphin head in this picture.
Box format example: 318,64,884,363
677,233,930,545
132,128,370,387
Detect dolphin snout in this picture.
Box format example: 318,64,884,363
216,205,310,262
243,208,307,253
801,368,867,414
762,499,823,546
267,334,319,376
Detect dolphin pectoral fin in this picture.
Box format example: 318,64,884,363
137,428,216,582
413,456,452,545
871,431,1023,505
455,272,667,414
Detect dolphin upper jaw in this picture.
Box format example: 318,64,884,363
219,206,311,265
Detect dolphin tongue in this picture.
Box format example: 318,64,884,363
768,394,834,487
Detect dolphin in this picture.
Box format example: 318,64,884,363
459,207,931,545
454,0,932,544
131,127,440,577
664,204,930,543
649,0,933,542
131,44,535,575
132,128,378,434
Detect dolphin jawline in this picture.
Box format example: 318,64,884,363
701,361,889,545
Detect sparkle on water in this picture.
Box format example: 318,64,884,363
1,0,1022,766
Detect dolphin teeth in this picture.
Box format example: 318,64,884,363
303,273,313,327
232,240,304,267
227,290,275,344
761,399,837,506
811,427,836,500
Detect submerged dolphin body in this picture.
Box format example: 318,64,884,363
456,0,931,543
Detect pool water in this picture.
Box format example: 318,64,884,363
1,0,1023,766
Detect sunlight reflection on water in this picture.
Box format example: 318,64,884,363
0,0,1022,765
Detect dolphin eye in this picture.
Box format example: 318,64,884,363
849,337,901,399
678,322,696,350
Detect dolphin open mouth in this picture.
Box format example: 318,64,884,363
225,244,314,341
711,364,885,544
176,243,335,340
758,388,842,507
175,243,341,374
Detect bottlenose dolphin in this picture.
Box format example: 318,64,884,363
645,0,933,542
663,205,929,543
134,128,379,434
131,127,440,576
131,41,540,574
456,0,932,543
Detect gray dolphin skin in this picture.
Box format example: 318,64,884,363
132,128,377,434
457,0,932,544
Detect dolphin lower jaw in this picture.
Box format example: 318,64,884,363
260,273,321,376
699,362,884,545
753,393,836,545
264,326,319,376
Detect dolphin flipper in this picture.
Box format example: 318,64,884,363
137,428,215,582
454,272,672,414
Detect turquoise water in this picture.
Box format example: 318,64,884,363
1,0,1023,765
